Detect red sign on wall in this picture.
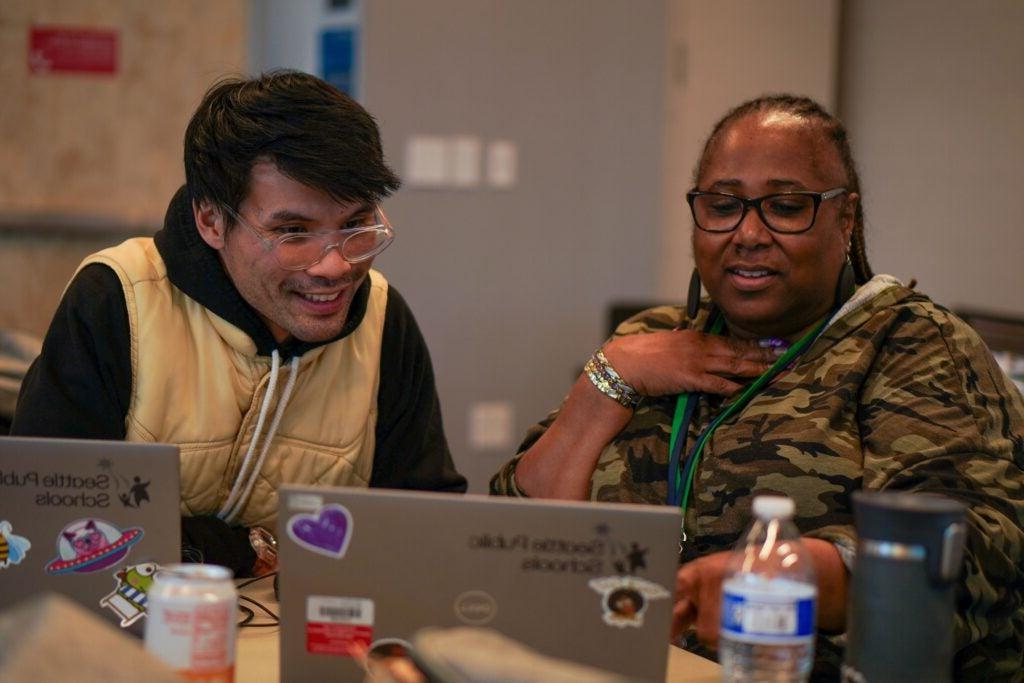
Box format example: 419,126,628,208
29,26,119,75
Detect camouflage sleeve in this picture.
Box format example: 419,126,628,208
489,409,559,496
858,303,1024,677
489,305,687,497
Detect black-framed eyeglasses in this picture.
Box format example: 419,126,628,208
220,204,394,271
686,187,848,234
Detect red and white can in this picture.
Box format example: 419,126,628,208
144,564,237,682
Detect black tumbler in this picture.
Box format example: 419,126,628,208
843,491,967,683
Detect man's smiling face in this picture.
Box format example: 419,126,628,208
196,161,378,344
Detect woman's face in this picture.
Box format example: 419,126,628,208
692,112,858,340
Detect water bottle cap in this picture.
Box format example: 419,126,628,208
752,495,794,520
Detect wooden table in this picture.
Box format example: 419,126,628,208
235,580,720,682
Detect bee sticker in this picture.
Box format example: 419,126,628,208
0,521,31,569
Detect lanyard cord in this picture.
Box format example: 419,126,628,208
666,313,723,506
666,313,832,537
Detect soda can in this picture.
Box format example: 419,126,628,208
145,564,237,682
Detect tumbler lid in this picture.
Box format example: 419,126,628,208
853,491,966,584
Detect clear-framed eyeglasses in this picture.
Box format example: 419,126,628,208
686,187,848,234
220,203,395,271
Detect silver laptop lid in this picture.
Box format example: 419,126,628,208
277,485,681,682
0,436,181,635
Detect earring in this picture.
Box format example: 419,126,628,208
687,268,702,320
835,256,856,308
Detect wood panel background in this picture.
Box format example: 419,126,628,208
0,0,246,336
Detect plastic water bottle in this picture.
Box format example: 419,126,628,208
719,495,817,682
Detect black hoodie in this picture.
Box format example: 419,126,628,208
12,186,466,573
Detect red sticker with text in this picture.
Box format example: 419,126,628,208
29,26,119,75
305,596,374,657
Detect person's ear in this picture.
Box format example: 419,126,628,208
839,192,859,244
194,199,227,250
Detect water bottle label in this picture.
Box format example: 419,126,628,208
721,590,815,643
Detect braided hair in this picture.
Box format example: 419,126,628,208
695,95,873,284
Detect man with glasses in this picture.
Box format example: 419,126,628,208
13,71,466,575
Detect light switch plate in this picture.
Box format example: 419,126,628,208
468,401,515,450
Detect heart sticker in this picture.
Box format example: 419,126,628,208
286,504,353,559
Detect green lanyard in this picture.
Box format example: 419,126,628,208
667,314,830,542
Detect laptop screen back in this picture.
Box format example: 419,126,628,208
0,436,181,635
277,485,681,682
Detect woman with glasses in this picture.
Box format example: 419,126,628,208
491,95,1024,679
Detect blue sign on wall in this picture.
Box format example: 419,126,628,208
321,28,358,98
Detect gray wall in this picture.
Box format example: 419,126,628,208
361,1,666,489
658,0,840,298
840,1,1024,314
250,0,1024,492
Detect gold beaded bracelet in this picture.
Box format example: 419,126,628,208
584,349,642,409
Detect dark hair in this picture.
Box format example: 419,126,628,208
608,588,645,614
184,70,400,218
695,95,873,284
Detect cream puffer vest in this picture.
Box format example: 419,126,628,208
80,238,386,530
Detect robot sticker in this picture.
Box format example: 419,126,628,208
100,562,162,627
0,521,31,569
589,576,670,628
45,518,143,575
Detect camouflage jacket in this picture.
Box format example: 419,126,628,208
492,276,1024,681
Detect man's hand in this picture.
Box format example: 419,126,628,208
603,330,781,398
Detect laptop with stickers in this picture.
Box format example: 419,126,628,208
277,485,682,682
0,436,180,635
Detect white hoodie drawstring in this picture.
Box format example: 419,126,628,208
218,350,299,524
217,350,281,520
223,355,299,523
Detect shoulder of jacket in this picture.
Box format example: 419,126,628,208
613,305,685,338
